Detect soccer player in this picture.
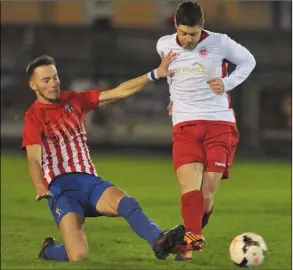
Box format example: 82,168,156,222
21,53,186,262
156,1,256,261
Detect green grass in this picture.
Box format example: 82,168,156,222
1,154,291,269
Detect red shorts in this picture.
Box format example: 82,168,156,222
172,122,239,179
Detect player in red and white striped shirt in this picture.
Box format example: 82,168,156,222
22,90,99,188
21,54,186,262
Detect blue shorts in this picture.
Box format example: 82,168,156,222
48,173,113,226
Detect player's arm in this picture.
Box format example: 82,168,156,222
26,145,52,201
21,112,52,201
208,35,256,94
222,35,256,92
98,51,176,104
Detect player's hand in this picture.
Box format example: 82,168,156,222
157,51,177,78
167,101,173,116
36,188,53,201
207,77,225,94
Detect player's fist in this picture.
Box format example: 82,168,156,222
207,77,225,95
36,187,53,201
157,51,177,78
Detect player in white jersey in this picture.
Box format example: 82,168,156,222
156,1,256,261
21,54,187,262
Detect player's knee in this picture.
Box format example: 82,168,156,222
117,196,141,218
177,163,204,194
178,171,203,194
69,249,88,262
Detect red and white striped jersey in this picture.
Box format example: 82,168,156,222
21,90,99,188
156,30,256,127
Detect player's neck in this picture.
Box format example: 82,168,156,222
37,96,59,105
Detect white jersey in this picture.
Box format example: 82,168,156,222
156,30,256,127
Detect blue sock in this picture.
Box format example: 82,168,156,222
44,244,69,261
118,197,162,248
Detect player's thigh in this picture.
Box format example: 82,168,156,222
204,125,238,176
48,188,86,226
172,125,205,170
59,212,88,262
95,186,127,216
177,162,204,194
83,175,126,217
173,125,205,194
223,135,238,179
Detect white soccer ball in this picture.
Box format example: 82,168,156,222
229,232,268,268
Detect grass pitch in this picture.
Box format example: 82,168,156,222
1,154,291,269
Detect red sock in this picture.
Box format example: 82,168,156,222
181,190,205,235
202,205,214,229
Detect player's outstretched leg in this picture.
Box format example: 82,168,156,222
152,224,186,259
117,196,185,259
95,186,185,260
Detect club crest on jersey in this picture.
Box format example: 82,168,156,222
64,104,74,114
199,47,209,57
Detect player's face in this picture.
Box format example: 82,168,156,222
30,65,61,103
176,25,203,49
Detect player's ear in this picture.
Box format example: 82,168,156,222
29,80,37,92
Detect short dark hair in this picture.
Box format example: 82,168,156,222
175,1,204,27
26,55,56,79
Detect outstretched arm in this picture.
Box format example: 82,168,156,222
99,52,176,105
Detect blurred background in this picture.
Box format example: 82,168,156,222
1,0,292,159
1,2,292,269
